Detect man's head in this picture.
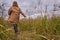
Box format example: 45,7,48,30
12,1,18,7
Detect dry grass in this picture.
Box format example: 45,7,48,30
0,15,60,40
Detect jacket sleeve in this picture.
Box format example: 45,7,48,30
19,8,26,17
8,8,12,15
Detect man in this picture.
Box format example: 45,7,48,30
8,1,26,40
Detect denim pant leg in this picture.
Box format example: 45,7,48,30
13,24,18,33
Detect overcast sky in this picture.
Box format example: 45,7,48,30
0,0,60,19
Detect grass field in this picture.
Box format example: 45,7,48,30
0,15,60,40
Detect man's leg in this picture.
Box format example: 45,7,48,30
13,24,19,40
13,24,18,33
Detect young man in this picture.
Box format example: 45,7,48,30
8,1,26,40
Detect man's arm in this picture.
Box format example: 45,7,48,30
19,8,26,17
8,8,12,15
21,12,26,17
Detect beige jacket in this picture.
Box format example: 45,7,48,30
8,6,26,24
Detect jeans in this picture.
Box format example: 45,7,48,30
13,24,18,33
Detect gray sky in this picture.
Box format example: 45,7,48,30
0,0,60,19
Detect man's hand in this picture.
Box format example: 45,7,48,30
24,15,26,17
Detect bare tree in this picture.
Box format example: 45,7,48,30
53,4,57,12
0,2,7,19
44,5,48,17
37,0,43,17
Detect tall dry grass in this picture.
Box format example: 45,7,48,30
0,15,60,40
